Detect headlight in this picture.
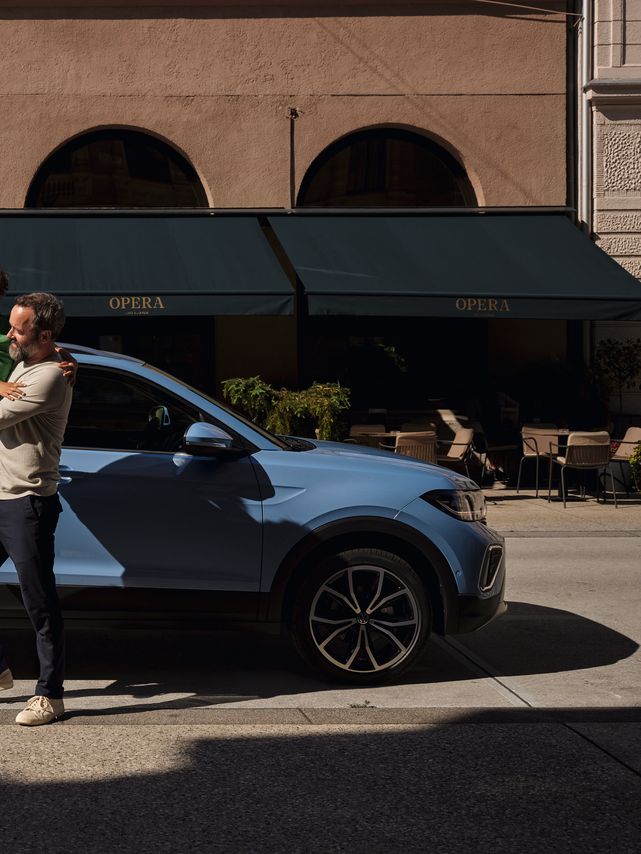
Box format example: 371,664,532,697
422,488,486,522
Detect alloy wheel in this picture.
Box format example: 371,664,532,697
308,564,422,673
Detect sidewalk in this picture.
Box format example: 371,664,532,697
484,485,641,535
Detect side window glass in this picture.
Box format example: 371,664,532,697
65,368,205,452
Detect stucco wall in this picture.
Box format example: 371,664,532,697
0,2,568,208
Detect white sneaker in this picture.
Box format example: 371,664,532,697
0,668,13,691
15,696,65,726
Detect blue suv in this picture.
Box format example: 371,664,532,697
0,347,506,683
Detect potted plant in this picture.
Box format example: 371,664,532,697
221,376,350,441
593,338,641,415
220,376,276,427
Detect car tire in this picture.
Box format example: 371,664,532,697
290,548,431,684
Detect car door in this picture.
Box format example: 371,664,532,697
53,365,263,597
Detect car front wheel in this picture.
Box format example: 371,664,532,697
291,548,431,683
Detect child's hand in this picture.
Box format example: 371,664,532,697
55,347,78,386
0,380,25,401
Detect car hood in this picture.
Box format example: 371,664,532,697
309,439,476,490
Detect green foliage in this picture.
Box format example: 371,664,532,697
266,388,310,436
221,376,351,441
297,382,351,441
376,343,408,374
220,376,275,426
629,442,641,494
593,338,641,414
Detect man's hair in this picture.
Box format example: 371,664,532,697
15,292,66,338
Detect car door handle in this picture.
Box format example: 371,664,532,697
58,468,88,483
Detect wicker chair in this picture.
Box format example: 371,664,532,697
612,426,641,463
547,430,617,508
610,427,641,496
386,431,437,464
516,425,558,497
437,427,475,479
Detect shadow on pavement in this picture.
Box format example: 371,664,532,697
1,601,637,718
451,600,639,676
0,710,639,853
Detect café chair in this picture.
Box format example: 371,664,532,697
610,426,641,496
437,427,475,480
516,424,558,497
385,431,438,464
547,430,617,508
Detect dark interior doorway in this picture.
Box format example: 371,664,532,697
301,316,488,411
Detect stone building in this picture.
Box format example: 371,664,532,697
589,0,641,414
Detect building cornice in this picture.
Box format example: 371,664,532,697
0,0,568,7
586,78,641,106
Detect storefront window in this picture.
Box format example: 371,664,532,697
298,128,476,207
26,129,207,208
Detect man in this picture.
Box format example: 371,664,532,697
0,293,73,725
0,268,76,397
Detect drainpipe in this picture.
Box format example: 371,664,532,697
578,0,593,365
579,0,593,234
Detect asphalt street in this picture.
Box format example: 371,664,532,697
0,490,639,853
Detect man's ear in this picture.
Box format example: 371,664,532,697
40,329,53,344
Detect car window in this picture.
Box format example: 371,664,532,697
64,367,209,453
146,364,289,450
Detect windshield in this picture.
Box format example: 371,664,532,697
143,363,291,450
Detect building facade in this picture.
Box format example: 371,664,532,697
0,1,590,417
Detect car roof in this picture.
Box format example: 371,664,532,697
57,342,144,365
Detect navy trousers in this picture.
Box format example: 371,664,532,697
0,494,64,698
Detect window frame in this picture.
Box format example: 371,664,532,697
63,365,250,456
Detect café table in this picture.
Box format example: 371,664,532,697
348,431,398,449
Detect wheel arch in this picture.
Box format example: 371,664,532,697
262,517,458,635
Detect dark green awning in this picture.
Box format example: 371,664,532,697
268,214,641,320
0,215,293,316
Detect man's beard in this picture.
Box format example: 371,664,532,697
9,339,38,362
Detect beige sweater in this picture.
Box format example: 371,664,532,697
0,357,72,499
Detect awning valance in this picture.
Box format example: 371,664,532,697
0,214,294,316
268,213,641,320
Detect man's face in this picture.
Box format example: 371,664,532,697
7,306,40,362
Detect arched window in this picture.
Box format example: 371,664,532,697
26,129,207,207
298,128,476,207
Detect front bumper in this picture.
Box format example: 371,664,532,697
451,570,507,633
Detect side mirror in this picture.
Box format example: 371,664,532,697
148,405,171,429
183,422,238,455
